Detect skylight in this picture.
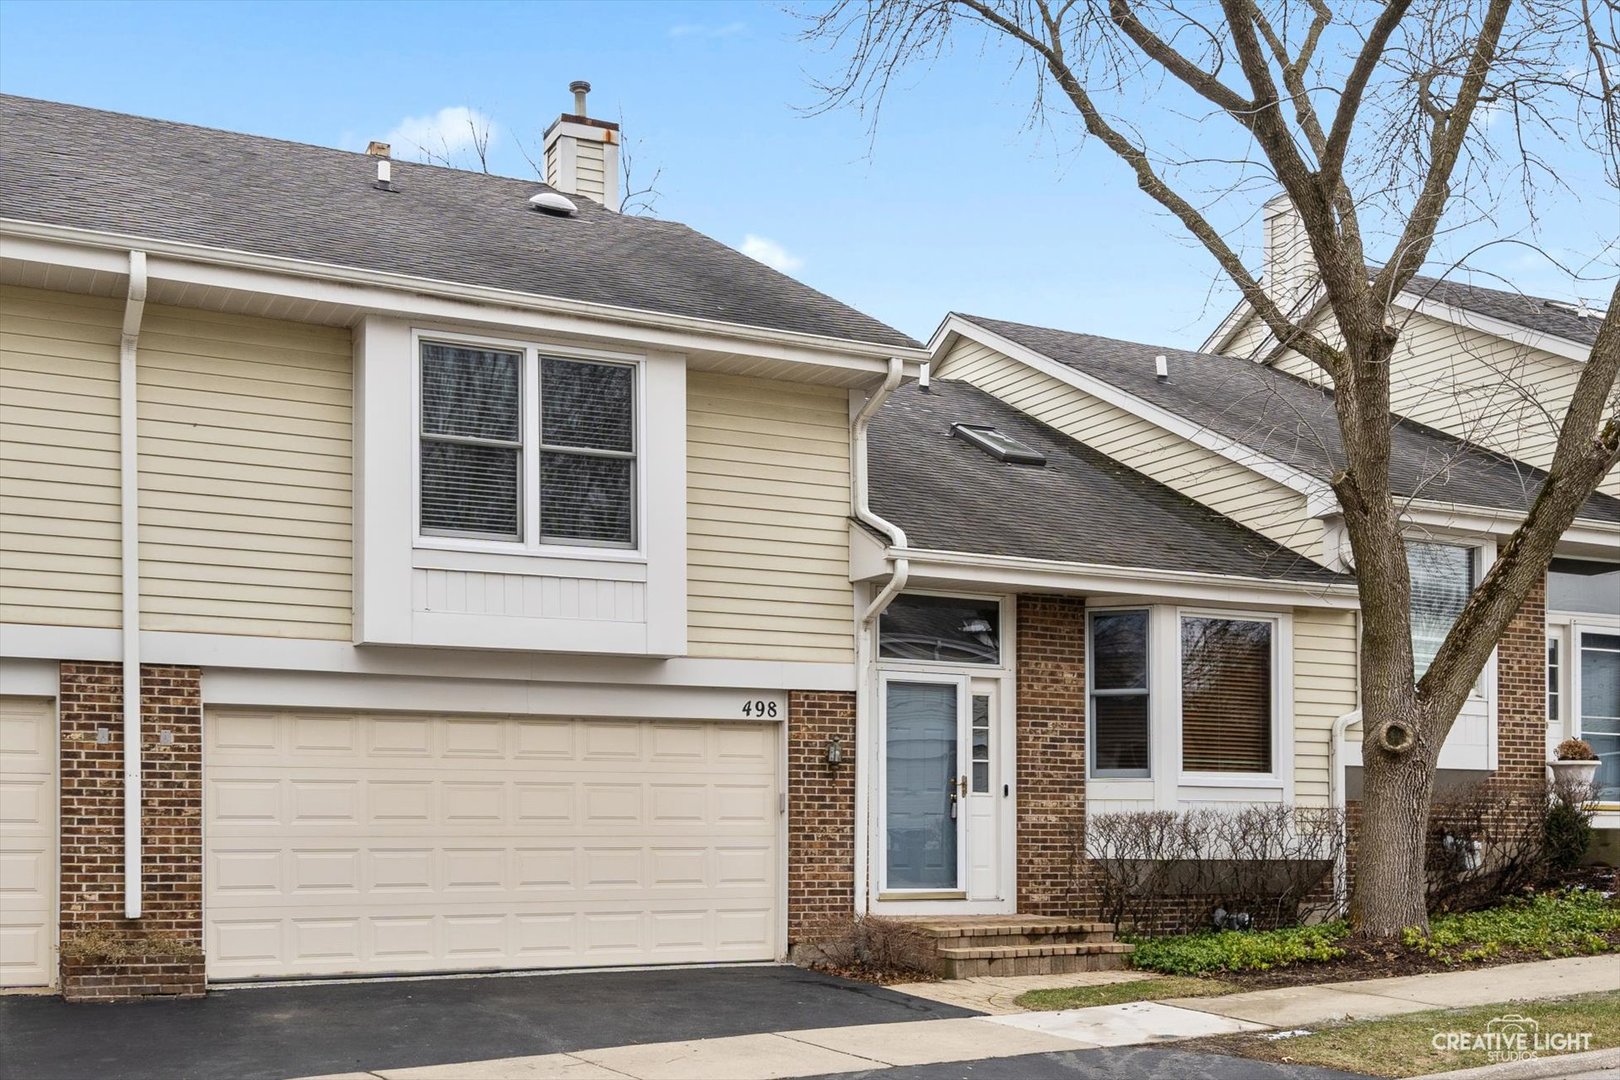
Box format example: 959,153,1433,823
951,424,1046,466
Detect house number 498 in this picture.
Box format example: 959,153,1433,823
741,699,779,718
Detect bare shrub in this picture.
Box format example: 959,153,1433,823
1426,779,1550,913
1086,805,1344,934
799,913,937,982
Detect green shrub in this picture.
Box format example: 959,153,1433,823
1126,921,1348,974
1544,797,1594,872
1403,888,1620,963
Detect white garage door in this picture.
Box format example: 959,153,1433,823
205,710,781,981
0,696,55,988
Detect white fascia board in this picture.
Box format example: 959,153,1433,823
0,219,929,372
935,315,1335,506
1199,297,1257,354
1399,500,1620,550
1401,293,1593,363
0,623,854,691
893,548,1358,609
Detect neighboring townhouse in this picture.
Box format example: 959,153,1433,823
0,92,930,996
1203,199,1620,830
914,308,1620,902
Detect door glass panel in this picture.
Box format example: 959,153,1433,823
970,694,991,794
1580,633,1620,802
885,682,959,890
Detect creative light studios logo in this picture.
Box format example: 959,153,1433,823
1432,1014,1593,1062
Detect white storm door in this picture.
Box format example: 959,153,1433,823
1577,629,1620,803
965,682,1000,901
881,674,968,894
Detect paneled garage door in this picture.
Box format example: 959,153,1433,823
0,696,56,988
205,710,781,981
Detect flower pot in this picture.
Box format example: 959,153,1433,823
1547,758,1600,789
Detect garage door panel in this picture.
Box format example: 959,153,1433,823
206,711,781,980
0,697,55,989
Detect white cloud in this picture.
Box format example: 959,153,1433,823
669,21,747,39
739,234,804,273
384,106,497,162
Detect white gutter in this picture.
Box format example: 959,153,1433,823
120,251,147,919
849,357,910,915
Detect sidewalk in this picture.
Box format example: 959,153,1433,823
296,955,1619,1080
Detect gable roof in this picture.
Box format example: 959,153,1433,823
0,94,918,350
953,314,1620,525
1403,273,1602,347
869,379,1347,584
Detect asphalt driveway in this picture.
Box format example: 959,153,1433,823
0,964,975,1080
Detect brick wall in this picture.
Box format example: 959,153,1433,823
1014,594,1088,915
58,662,204,1000
786,690,856,947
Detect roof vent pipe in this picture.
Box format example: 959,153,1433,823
918,362,930,391
570,80,591,117
1155,354,1169,381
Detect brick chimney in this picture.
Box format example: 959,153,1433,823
543,80,620,211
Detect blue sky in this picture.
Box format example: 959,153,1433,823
1,0,1611,346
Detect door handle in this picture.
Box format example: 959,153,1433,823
959,774,968,797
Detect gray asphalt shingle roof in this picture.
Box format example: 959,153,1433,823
0,94,917,349
1405,272,1603,347
870,380,1347,583
961,314,1620,525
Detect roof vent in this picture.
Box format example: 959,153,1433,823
1155,354,1169,381
528,190,578,216
951,424,1046,466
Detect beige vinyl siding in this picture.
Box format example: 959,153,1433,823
0,285,123,627
1291,607,1359,807
937,338,1325,561
687,372,854,663
137,305,352,638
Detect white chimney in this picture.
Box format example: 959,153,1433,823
543,80,620,211
1261,192,1313,311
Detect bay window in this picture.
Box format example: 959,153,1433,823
419,339,637,549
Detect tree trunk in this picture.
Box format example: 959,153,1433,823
1350,709,1436,937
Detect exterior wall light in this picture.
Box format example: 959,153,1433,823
826,735,843,766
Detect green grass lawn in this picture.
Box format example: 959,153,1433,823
1014,975,1239,1010
1208,992,1620,1078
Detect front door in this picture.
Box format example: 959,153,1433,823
1577,629,1620,802
880,675,1006,900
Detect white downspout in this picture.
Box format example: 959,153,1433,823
120,251,147,919
850,357,910,915
1328,708,1359,915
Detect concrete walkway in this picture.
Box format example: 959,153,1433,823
295,955,1618,1080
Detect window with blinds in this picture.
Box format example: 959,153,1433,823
1090,609,1150,777
1407,542,1474,679
420,342,522,539
1180,616,1273,773
419,342,637,547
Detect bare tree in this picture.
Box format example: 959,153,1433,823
404,109,495,174
803,0,1619,937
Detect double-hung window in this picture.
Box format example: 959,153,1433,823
1089,610,1150,777
419,339,637,548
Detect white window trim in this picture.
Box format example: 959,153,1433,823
1085,604,1295,800
1569,619,1620,811
411,327,649,560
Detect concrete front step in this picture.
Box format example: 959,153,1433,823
939,942,1134,961
910,919,1113,938
927,931,1113,950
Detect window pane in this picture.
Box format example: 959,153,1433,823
1181,617,1272,773
1548,638,1561,723
422,342,520,442
885,681,959,890
1092,696,1149,775
879,595,1001,663
1548,559,1620,617
1580,633,1620,802
1407,542,1473,678
540,451,634,545
1091,611,1148,690
542,358,634,453
420,440,519,537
